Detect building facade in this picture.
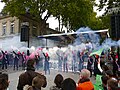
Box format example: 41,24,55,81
0,16,19,38
0,15,61,50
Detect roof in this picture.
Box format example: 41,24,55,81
38,29,108,41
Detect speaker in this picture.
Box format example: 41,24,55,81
116,15,120,38
110,14,120,39
20,25,29,41
110,15,116,38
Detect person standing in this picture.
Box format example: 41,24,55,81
77,69,94,90
111,51,118,77
63,52,68,73
93,55,102,76
43,52,50,75
21,52,27,70
1,50,8,70
35,54,40,70
87,56,93,77
0,52,3,69
13,51,20,70
17,59,47,90
56,48,63,72
78,51,84,72
72,50,77,73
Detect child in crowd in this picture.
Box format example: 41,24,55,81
23,75,45,90
50,74,64,90
61,78,76,90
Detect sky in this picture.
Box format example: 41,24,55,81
0,1,104,30
0,1,4,12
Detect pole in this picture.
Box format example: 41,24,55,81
27,26,29,48
27,26,30,56
46,38,47,48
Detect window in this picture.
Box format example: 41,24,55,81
2,24,6,35
32,25,37,36
10,23,14,34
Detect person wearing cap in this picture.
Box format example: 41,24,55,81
43,52,50,75
1,50,8,70
77,69,94,90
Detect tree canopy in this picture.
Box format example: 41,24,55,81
1,0,104,31
96,0,120,32
97,0,120,14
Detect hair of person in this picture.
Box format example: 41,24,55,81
54,74,64,88
32,76,45,89
27,59,35,68
101,75,109,85
107,78,118,90
23,85,32,90
37,74,47,88
102,65,109,71
105,70,113,77
0,73,8,81
80,69,90,79
116,71,120,77
61,78,76,90
0,73,9,90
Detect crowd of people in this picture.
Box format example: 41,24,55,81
1,45,120,90
56,47,120,76
0,50,28,71
0,54,120,90
0,49,50,74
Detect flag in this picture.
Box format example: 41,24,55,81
89,48,103,56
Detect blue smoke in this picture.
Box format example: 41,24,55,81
74,27,100,50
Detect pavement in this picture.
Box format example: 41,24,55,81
1,67,96,90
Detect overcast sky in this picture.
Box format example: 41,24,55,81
0,1,4,12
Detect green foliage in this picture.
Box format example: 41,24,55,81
1,0,104,31
97,0,120,14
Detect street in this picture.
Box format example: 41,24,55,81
6,68,95,90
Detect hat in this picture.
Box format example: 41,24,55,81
17,51,21,54
45,53,48,57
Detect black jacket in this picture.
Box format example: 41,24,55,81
17,67,47,90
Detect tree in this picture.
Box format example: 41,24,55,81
2,0,51,20
49,0,100,31
96,0,120,33
1,0,101,31
97,0,120,14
